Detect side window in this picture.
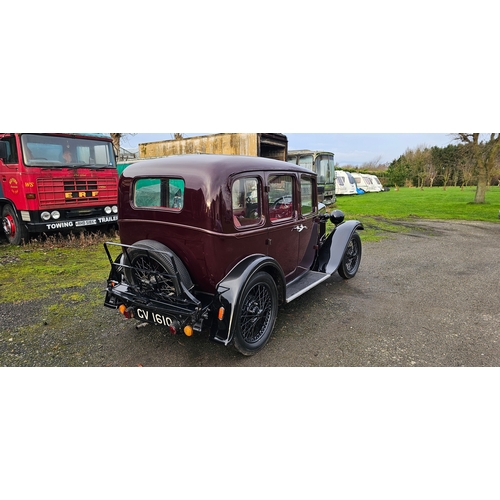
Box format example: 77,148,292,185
300,176,314,216
134,178,184,210
232,177,262,227
268,175,294,222
0,137,18,164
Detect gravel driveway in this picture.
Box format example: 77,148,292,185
1,219,499,366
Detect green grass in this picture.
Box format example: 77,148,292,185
335,186,500,222
0,232,117,304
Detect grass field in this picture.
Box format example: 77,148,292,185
335,186,500,223
0,232,115,303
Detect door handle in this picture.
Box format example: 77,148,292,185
292,224,307,232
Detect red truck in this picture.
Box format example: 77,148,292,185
0,133,119,245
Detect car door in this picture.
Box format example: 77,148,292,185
266,173,301,280
230,174,268,263
296,174,319,274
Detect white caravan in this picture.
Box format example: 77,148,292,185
369,174,384,192
352,173,378,193
335,170,357,195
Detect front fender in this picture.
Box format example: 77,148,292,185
210,254,285,345
317,221,364,275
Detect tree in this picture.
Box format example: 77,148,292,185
360,155,383,170
405,146,430,189
431,145,459,190
387,156,411,190
110,133,138,160
454,133,500,203
111,133,183,157
110,133,123,156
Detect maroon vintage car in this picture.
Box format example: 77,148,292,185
104,154,363,355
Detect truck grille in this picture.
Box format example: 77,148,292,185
37,177,118,208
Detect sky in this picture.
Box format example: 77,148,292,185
120,133,456,167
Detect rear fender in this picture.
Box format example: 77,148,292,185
210,254,285,345
317,221,364,275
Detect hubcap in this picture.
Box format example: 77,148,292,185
132,256,176,298
345,240,359,271
2,215,15,237
240,285,272,343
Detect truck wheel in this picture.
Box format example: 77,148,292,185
122,240,193,297
233,271,278,356
337,231,362,279
2,205,29,245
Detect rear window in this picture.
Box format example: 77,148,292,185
134,178,184,210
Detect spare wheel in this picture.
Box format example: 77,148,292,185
122,240,193,295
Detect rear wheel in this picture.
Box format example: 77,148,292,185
2,205,29,245
233,272,278,356
337,231,362,279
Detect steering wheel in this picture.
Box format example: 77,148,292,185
273,196,291,209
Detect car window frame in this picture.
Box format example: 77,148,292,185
231,174,265,230
267,173,296,225
299,174,316,218
132,176,185,212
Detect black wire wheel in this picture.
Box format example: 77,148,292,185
233,271,278,356
337,231,362,279
122,240,193,300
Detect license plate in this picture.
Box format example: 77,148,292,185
136,308,174,327
75,219,98,227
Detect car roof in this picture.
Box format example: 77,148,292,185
122,154,314,179
288,150,334,156
122,154,316,186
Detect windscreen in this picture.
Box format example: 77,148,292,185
21,134,115,168
315,154,335,184
297,154,314,172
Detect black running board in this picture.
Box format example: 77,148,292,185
285,270,331,303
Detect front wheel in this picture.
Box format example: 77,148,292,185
337,231,362,279
2,205,29,245
233,272,278,356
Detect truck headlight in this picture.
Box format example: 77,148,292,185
104,206,112,214
112,205,118,214
41,211,51,221
51,211,61,220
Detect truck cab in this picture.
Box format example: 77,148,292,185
287,150,336,205
0,133,118,245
